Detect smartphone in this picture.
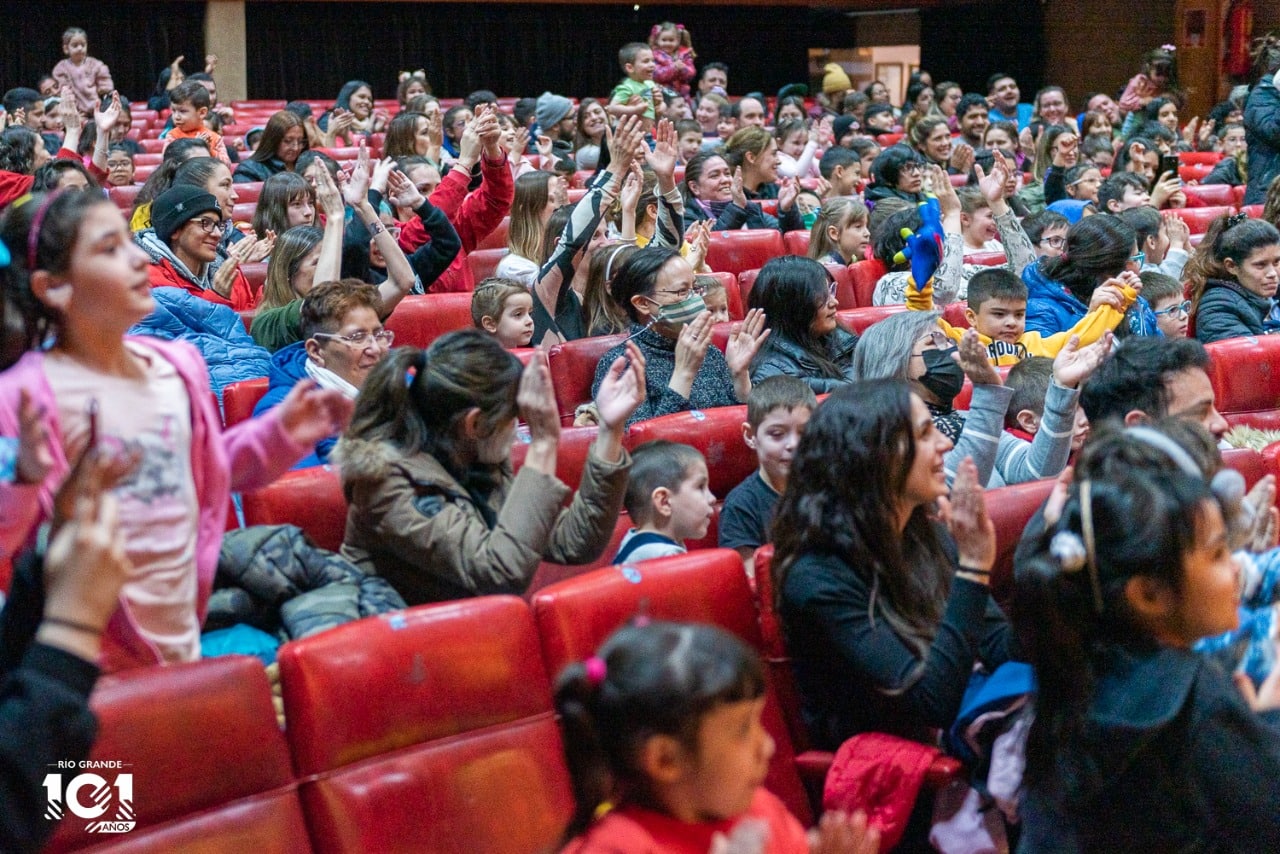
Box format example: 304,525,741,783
1158,154,1180,182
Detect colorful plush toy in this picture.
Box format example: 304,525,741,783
893,195,944,292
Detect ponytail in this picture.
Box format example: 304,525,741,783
1186,214,1280,314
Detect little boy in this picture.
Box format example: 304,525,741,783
908,267,1134,365
818,146,861,198
699,275,730,323
1003,356,1091,454
471,277,535,349
609,42,658,127
1120,205,1191,281
162,80,231,165
613,441,714,565
719,377,817,572
1021,209,1069,259
1140,271,1190,339
1097,172,1150,214
675,119,703,165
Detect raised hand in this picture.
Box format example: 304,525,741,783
386,168,426,210
246,230,275,263
535,133,554,161
673,310,714,380
807,810,881,854
687,221,712,272
507,126,531,162
594,340,647,432
342,140,373,208
370,156,396,195
945,456,996,572
620,161,643,213
724,308,770,377
94,90,122,134
930,163,962,219
277,380,355,446
56,88,82,132
16,389,54,485
608,115,645,171
956,328,1001,385
975,159,1010,205
1052,332,1114,389
458,111,484,167
646,118,678,184
950,142,975,176
730,166,748,208
777,177,799,213
204,54,218,74
312,161,345,218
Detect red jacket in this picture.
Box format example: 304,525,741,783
148,257,256,312
824,732,942,851
0,149,79,208
398,152,513,292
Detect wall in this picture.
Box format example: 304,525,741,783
1042,0,1176,108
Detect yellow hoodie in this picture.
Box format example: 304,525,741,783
906,278,1136,366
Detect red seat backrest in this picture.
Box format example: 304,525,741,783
278,597,572,854
705,229,785,276
623,405,754,499
108,184,143,212
737,267,761,306
783,230,811,256
848,258,887,308
531,550,814,825
384,292,476,350
1243,204,1264,219
233,181,264,203
139,138,165,153
510,425,599,491
548,333,627,425
836,304,907,335
758,199,779,216
751,545,817,753
44,657,310,853
241,466,347,552
823,264,858,310
134,152,163,166
985,478,1056,605
223,376,270,427
464,247,508,284
475,216,510,250
1222,447,1267,490
1178,151,1222,166
1182,184,1236,207
1206,335,1280,429
1178,163,1214,182
1232,185,1247,206
1172,204,1233,235
942,301,970,329
231,201,258,224
963,251,1007,266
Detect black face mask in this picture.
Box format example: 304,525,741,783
919,347,965,405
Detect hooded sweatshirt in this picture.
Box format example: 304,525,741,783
136,228,256,312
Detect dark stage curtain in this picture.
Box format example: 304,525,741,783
245,3,850,101
0,2,204,104
921,1,1046,99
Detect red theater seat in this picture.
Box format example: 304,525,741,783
836,304,907,334
241,466,347,552
108,184,143,211
548,333,627,425
222,377,270,427
825,264,858,310
1182,184,1236,208
44,657,310,854
624,406,755,499
231,201,258,224
1243,205,1264,219
233,182,264,203
705,229,785,276
1178,163,1213,183
737,267,761,305
475,216,510,250
1222,447,1268,490
963,251,1007,266
510,425,600,492
139,138,166,153
465,247,507,283
984,478,1056,606
531,550,814,824
1206,335,1280,429
384,292,475,350
848,258,887,308
278,597,573,854
1172,205,1233,234
783,230,811,256
1178,151,1222,166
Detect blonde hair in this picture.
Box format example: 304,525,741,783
471,277,530,328
807,197,867,261
508,172,552,262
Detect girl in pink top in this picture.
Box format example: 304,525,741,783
50,28,114,115
0,190,352,671
555,620,879,853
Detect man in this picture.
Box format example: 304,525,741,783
732,96,765,129
1084,91,1121,126
957,93,990,148
697,62,729,97
535,91,576,160
986,73,1033,129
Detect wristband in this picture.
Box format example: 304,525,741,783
957,563,990,575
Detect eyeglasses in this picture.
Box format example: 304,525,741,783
1130,251,1147,267
911,329,954,357
1039,235,1067,249
900,163,924,176
652,283,707,301
1153,300,1192,319
188,216,222,234
313,329,395,348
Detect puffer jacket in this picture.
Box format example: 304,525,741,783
1023,258,1091,337
1244,70,1280,206
1195,278,1273,344
750,329,858,393
207,524,406,640
252,342,333,467
333,437,631,605
128,287,271,396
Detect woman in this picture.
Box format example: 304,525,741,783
335,330,643,605
1023,215,1143,336
233,110,307,184
723,127,803,233
1030,86,1074,136
1189,215,1280,344
319,80,387,140
1203,123,1248,187
573,98,609,171
772,380,1010,747
592,247,768,426
250,172,315,240
1244,39,1280,206
681,151,793,233
383,110,438,163
1037,125,1080,201
748,256,857,392
497,171,557,286
865,146,926,205
934,81,962,130
908,116,953,169
901,81,934,137
694,93,727,139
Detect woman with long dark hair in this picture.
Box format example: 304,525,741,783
233,110,308,184
748,256,857,392
1023,215,1144,336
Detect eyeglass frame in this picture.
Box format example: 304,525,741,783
649,282,707,302
186,215,223,235
312,329,396,348
1152,299,1192,319
1039,235,1067,249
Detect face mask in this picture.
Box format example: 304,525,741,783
919,347,965,404
802,211,818,229
653,292,706,326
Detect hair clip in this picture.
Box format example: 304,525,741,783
404,366,417,387
1225,211,1249,230
1049,531,1087,573
584,656,607,686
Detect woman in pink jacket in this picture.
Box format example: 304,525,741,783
0,190,352,671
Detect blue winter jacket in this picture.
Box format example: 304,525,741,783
1022,259,1160,338
252,342,330,468
129,287,271,398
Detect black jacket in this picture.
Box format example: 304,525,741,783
1195,278,1272,345
749,329,858,393
1019,644,1280,853
1244,72,1280,206
233,156,289,184
683,198,804,234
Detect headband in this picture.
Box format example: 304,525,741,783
27,190,67,272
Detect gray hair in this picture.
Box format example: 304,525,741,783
852,310,941,381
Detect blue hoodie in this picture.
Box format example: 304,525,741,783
252,342,331,468
1022,258,1089,337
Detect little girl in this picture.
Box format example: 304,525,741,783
774,120,821,181
556,620,879,853
807,198,870,267
471,277,535,349
0,191,351,671
649,22,697,99
1016,467,1280,849
51,27,113,116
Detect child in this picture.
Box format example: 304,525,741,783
1022,209,1070,259
775,120,820,180
104,143,135,187
555,620,877,852
957,187,1000,252
609,43,658,128
1015,468,1280,850
1141,271,1190,338
807,197,870,266
1080,134,1114,170
1003,355,1091,454
909,267,1132,365
50,27,113,116
818,146,862,198
719,376,816,571
471,277,535,349
162,80,231,165
716,103,737,143
613,441,713,565
674,119,703,165
1097,172,1151,214
1120,205,1191,280
699,275,730,323
0,191,350,672
648,21,696,99
1063,164,1102,204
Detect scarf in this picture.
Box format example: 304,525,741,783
304,358,359,398
928,402,966,444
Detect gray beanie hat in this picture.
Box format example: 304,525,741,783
535,91,573,129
